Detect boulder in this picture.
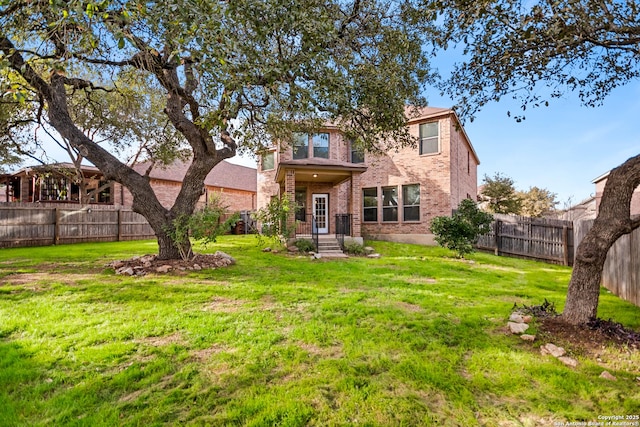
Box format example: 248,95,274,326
540,343,566,358
599,371,617,381
508,322,529,334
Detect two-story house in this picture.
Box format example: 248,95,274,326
257,106,480,246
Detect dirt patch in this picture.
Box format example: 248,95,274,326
136,332,186,347
395,301,423,313
538,317,640,353
203,296,249,313
107,252,235,276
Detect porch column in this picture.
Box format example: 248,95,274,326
284,168,296,234
350,173,362,238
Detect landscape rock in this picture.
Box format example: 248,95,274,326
214,251,236,265
540,343,566,358
367,253,381,259
287,246,299,252
522,315,533,323
156,265,172,273
520,334,536,341
557,356,578,368
599,371,617,381
508,322,530,334
509,313,524,323
192,264,201,271
116,267,135,276
262,247,272,252
312,253,322,259
364,246,375,255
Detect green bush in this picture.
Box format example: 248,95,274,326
430,199,493,258
295,239,316,253
343,241,366,256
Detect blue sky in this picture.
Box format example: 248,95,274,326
425,80,640,206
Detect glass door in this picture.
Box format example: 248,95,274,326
312,194,329,234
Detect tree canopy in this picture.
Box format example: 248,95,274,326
0,0,431,258
480,172,522,215
418,0,640,120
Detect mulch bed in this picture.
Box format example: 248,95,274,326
107,253,235,276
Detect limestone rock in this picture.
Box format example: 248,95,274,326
116,266,135,276
156,265,172,273
509,313,524,323
214,251,236,265
522,315,533,323
558,356,578,368
367,253,381,259
599,371,617,381
508,322,529,334
364,246,375,255
540,343,566,358
520,334,536,341
262,247,272,252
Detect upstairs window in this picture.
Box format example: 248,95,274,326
312,133,330,159
419,122,439,155
262,151,275,171
293,133,308,159
293,132,330,159
382,186,398,222
350,141,365,164
363,188,378,222
402,184,420,221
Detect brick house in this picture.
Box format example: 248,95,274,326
120,160,257,211
2,160,257,212
257,106,480,245
592,170,640,216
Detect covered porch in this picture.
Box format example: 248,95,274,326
275,158,367,247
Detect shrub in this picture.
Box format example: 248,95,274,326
430,199,493,258
343,241,366,256
295,239,316,253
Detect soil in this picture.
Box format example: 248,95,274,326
107,252,235,276
538,316,640,353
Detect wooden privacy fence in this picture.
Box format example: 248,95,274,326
476,214,575,266
574,218,640,307
0,204,155,248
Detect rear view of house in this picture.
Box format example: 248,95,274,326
257,106,480,245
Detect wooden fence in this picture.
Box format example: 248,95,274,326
476,214,575,266
0,203,155,248
574,219,640,307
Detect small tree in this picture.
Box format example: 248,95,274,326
165,194,239,261
518,186,558,217
480,172,522,214
430,199,493,258
252,196,298,244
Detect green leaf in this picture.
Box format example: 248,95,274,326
118,37,125,49
86,3,94,18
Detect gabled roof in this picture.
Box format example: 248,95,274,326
405,106,481,165
134,160,257,193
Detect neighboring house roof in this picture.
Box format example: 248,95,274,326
7,163,103,177
134,160,257,193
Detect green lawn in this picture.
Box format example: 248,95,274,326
1,236,638,426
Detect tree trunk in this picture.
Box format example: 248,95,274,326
562,154,640,325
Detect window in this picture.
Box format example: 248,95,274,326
382,186,398,222
312,133,329,159
350,141,364,163
402,184,420,221
419,122,439,155
295,189,307,222
262,151,275,171
363,188,378,222
293,133,308,159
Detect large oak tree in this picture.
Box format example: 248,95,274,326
0,0,430,259
418,0,640,324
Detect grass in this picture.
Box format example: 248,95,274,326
0,236,639,426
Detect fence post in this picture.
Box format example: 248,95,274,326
117,208,122,241
562,225,569,266
493,219,500,256
54,207,61,245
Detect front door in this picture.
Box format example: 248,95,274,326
312,194,329,234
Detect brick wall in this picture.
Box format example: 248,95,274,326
117,180,255,212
